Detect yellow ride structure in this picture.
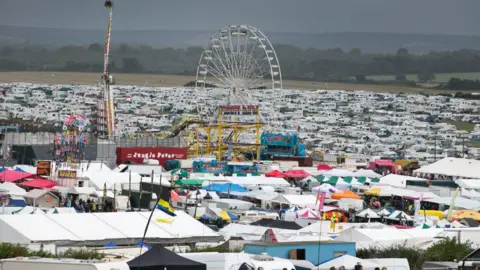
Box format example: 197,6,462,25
180,105,263,161
128,106,265,161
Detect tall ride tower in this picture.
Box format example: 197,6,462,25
95,0,116,138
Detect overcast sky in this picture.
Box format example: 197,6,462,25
1,0,479,35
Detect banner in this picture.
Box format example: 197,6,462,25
36,160,51,176
58,170,77,179
219,105,259,112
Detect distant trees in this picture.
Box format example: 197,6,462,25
358,237,473,270
355,74,366,82
442,77,480,90
395,74,407,81
2,43,480,90
417,71,436,82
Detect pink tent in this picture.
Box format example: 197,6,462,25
21,178,57,189
317,164,333,171
283,170,311,178
297,208,319,219
0,170,35,183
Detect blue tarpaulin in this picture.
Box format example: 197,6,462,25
8,199,26,207
104,242,116,248
202,183,247,193
14,168,25,172
136,241,151,250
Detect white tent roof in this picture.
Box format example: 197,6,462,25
138,211,218,238
272,194,317,207
461,188,480,199
456,179,480,190
46,213,126,240
378,174,427,188
0,210,219,244
353,169,381,178
414,158,480,179
0,182,26,196
356,209,380,219
13,165,37,174
323,169,355,177
316,254,380,270
46,207,78,214
422,196,480,210
84,171,143,190
0,214,81,244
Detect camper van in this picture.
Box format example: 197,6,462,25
241,210,279,222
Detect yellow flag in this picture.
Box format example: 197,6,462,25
156,218,172,224
158,199,175,213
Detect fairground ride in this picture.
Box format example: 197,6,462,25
93,0,116,139
190,25,283,161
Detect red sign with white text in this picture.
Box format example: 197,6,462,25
116,147,188,166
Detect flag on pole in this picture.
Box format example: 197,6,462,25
317,192,326,217
170,190,179,202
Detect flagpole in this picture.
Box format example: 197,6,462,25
317,192,325,267
138,176,143,211
128,170,132,210
150,169,154,196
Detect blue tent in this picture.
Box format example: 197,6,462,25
202,183,247,193
14,168,25,172
199,214,212,220
227,211,239,221
136,241,151,250
104,242,116,248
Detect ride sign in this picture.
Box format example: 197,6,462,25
219,105,259,112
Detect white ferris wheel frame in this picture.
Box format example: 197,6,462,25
195,25,283,106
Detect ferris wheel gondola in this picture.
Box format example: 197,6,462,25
195,25,282,107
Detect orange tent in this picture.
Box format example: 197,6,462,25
331,190,361,200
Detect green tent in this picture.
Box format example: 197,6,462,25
422,223,430,229
357,176,367,184
175,179,204,186
315,175,325,182
370,178,380,183
323,176,338,185
170,168,189,178
342,176,353,184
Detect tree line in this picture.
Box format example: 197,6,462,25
358,237,473,270
2,43,480,89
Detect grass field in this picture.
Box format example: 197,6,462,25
365,72,480,83
0,71,475,94
442,120,476,132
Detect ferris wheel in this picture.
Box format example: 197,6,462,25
195,25,282,106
